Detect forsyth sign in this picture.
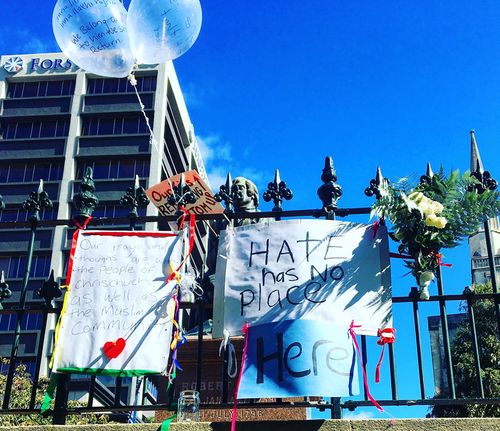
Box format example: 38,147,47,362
2,56,76,74
29,57,74,72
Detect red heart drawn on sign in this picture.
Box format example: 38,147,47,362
103,338,126,359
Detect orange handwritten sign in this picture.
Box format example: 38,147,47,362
146,170,224,216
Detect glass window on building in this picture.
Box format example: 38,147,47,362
22,82,39,98
0,205,59,223
46,81,63,96
7,164,26,182
123,116,140,134
76,159,150,180
87,75,157,94
21,313,43,331
81,114,152,136
0,314,17,331
98,118,114,135
102,78,119,93
0,255,51,279
7,80,75,98
15,121,33,139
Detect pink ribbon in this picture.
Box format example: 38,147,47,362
231,322,250,431
349,321,384,412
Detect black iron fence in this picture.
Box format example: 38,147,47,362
0,158,500,424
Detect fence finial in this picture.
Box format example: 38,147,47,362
317,156,342,219
22,179,53,223
468,132,497,193
37,269,62,308
263,169,293,213
420,162,435,185
365,166,388,200
73,167,98,221
214,172,234,213
120,175,149,221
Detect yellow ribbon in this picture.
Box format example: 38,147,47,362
49,285,71,369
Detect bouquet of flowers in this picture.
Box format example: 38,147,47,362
371,169,500,299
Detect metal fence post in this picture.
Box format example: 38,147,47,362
2,180,52,409
318,156,343,418
52,168,99,424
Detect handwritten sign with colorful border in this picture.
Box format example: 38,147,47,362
52,231,182,376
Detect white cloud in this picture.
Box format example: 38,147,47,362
0,27,59,55
206,167,230,192
196,134,232,163
182,82,206,108
196,134,268,197
196,134,217,161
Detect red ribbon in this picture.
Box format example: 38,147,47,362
231,322,250,431
66,216,92,286
375,327,396,383
372,221,379,239
433,252,452,268
349,321,384,412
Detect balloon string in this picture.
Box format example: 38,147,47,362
128,72,158,151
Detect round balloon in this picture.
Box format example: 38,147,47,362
52,0,135,78
127,0,202,64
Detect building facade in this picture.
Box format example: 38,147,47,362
468,218,500,285
468,131,500,285
0,52,208,403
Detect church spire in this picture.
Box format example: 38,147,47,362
470,129,484,174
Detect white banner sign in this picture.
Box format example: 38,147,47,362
52,231,182,375
213,219,392,337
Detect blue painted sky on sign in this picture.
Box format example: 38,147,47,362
1,0,499,419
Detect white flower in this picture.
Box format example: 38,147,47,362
419,270,435,288
408,191,425,204
419,199,435,217
402,192,421,214
431,201,444,214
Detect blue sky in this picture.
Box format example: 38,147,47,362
2,0,500,419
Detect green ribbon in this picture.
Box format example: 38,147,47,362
160,413,177,431
40,372,59,415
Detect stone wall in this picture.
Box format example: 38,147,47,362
2,418,500,431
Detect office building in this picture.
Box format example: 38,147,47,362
0,52,208,404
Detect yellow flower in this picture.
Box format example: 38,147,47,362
425,214,447,229
425,213,438,227
434,216,447,229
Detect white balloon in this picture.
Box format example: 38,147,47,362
52,0,135,78
128,0,202,64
